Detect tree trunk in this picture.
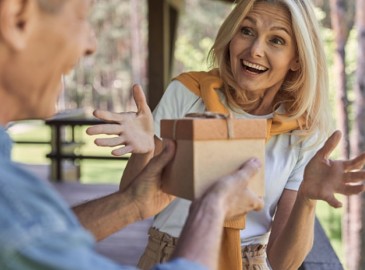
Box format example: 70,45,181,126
351,0,365,269
329,0,352,159
329,2,353,267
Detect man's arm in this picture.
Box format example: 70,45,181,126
73,140,176,241
72,191,140,241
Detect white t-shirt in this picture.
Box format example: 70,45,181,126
152,80,321,246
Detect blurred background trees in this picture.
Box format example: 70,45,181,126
62,0,230,113
62,0,147,113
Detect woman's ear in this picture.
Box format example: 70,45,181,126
290,58,300,72
0,0,35,51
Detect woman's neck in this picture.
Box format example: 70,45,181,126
245,87,280,115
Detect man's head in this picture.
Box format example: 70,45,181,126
0,0,96,125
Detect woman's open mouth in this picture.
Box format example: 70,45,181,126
242,60,268,74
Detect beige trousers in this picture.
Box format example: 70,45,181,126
138,227,269,270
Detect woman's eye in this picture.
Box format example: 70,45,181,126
240,27,254,36
271,37,285,45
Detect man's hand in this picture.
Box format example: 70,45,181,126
86,84,155,156
126,139,176,220
73,139,175,240
172,158,264,270
202,158,264,220
300,130,365,208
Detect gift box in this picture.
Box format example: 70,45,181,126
160,115,266,201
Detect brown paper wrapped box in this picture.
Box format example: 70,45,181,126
160,117,266,201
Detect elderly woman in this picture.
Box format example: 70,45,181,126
87,0,364,269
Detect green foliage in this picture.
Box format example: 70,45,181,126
174,36,213,72
173,0,232,74
63,0,146,112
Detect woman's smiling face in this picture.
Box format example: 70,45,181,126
229,1,299,99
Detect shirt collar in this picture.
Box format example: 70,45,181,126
0,126,13,160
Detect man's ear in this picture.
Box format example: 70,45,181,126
290,57,300,72
0,0,35,51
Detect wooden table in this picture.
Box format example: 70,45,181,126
45,113,128,182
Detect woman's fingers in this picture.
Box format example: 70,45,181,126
341,184,365,196
343,152,365,171
94,136,126,147
132,84,151,116
325,195,342,208
316,130,342,159
86,124,123,135
343,171,365,183
93,109,135,123
112,145,134,156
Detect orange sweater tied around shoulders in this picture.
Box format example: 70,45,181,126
173,69,305,270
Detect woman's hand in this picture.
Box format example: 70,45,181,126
299,130,365,208
86,84,155,156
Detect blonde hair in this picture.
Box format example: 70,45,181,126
208,0,331,143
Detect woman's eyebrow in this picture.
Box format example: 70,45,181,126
243,15,292,36
244,16,256,25
270,26,291,35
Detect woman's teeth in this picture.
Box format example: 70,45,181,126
242,60,268,73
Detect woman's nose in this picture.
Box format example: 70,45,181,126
250,38,265,58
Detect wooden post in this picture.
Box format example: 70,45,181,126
147,0,183,111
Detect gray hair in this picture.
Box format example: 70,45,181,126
37,0,66,13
